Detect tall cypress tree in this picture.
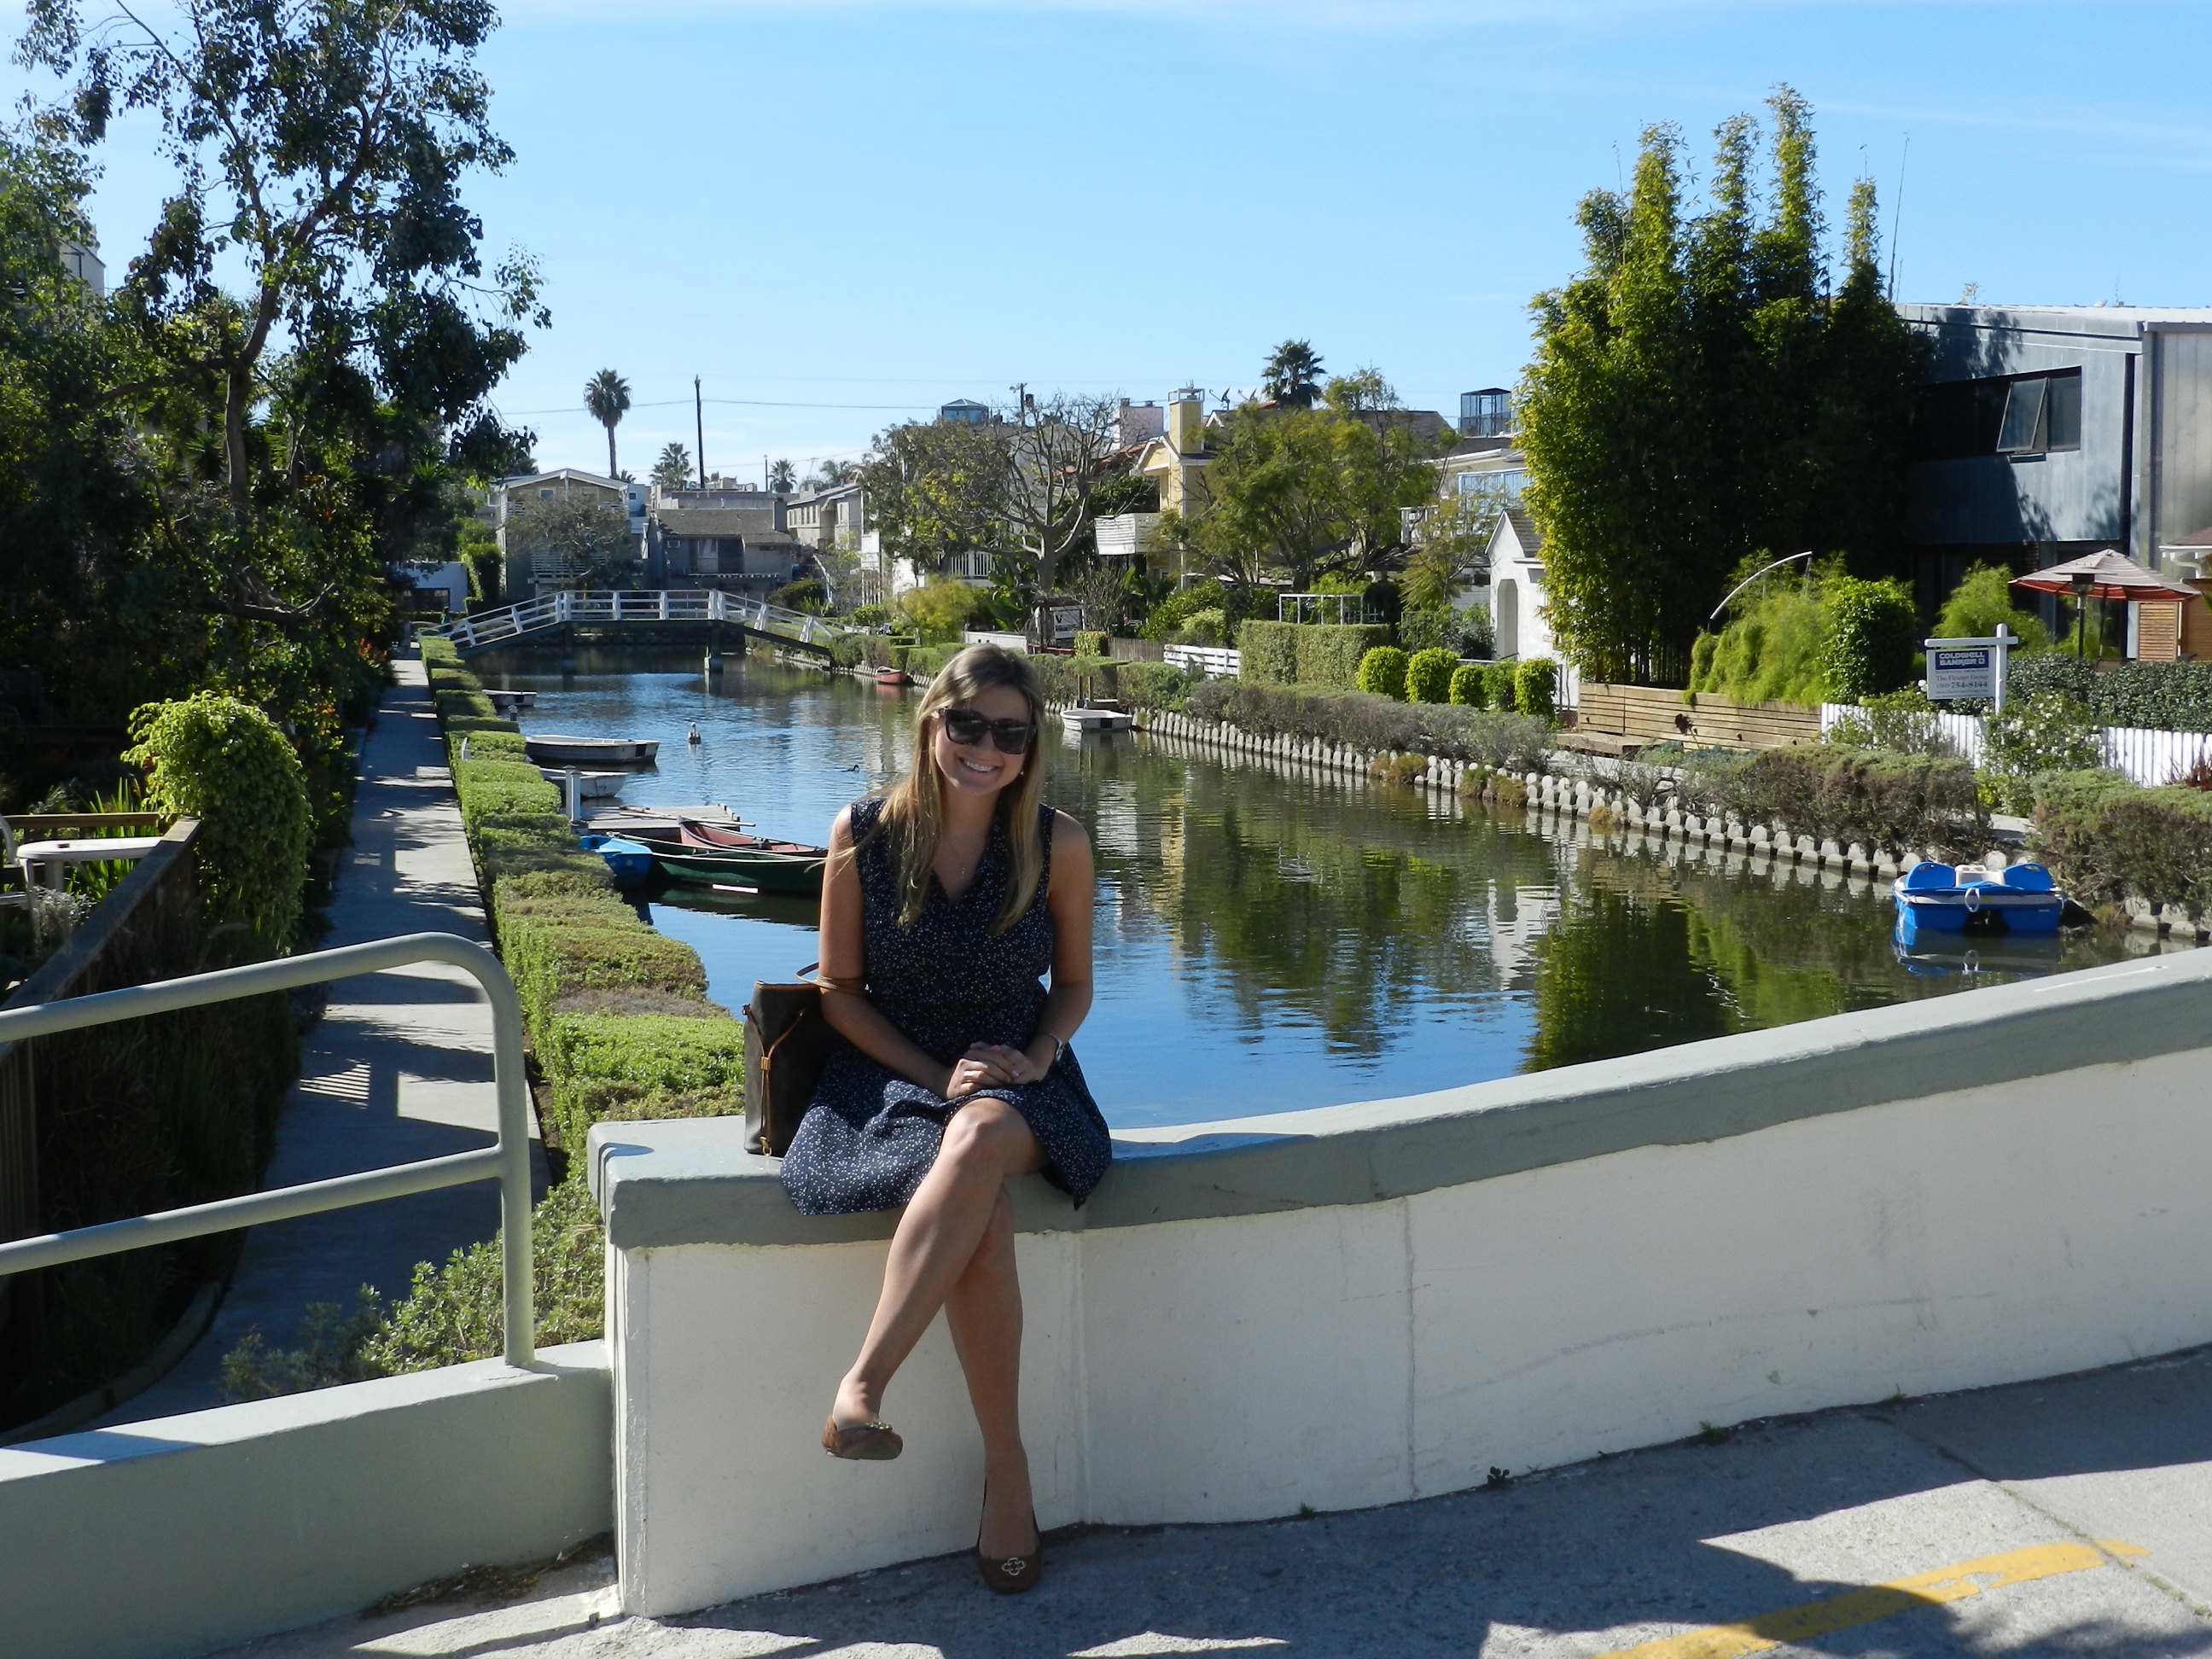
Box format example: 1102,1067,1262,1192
1521,87,1924,684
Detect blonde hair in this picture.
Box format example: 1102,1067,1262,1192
868,643,1047,934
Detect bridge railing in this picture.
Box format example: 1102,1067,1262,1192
435,590,848,653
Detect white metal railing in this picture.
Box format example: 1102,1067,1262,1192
0,932,536,1365
1819,702,2212,787
435,589,847,654
1165,643,1241,678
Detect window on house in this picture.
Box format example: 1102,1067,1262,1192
1457,469,1528,503
1913,369,2082,460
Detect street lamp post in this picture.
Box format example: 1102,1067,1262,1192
2070,570,2095,660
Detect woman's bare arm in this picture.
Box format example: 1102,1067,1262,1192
815,806,962,1095
998,811,1093,1082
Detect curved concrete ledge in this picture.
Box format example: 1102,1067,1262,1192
592,946,2212,1247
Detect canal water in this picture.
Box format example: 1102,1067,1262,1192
493,650,2180,1130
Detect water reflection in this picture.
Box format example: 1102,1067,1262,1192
486,649,2188,1127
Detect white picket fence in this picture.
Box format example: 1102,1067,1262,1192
1819,703,2212,787
1165,644,1242,678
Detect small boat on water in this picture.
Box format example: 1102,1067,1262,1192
875,667,908,688
486,690,538,713
635,820,830,896
524,733,660,765
1892,860,2065,934
1061,703,1132,733
579,834,656,887
538,767,627,800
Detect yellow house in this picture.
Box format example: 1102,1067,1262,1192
1134,393,1212,518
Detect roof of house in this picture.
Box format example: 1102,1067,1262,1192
1490,506,1543,565
499,467,625,492
651,508,796,541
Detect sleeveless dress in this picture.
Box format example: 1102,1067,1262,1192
778,795,1113,1215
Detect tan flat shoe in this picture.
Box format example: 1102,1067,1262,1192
821,1417,903,1460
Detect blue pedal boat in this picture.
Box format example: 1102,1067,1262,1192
1891,860,2065,934
579,833,657,888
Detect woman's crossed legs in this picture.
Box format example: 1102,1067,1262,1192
831,1097,1044,1560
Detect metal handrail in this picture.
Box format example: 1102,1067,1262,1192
434,588,850,652
0,932,536,1365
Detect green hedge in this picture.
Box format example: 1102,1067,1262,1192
1185,679,1554,771
1030,654,1119,706
1300,625,1393,690
2031,771,2212,913
1448,664,1487,708
1237,621,1300,684
500,905,712,1033
452,758,562,833
1118,662,1197,712
538,1011,745,1157
2011,655,2212,735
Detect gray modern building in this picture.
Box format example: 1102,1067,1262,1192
1901,304,2212,656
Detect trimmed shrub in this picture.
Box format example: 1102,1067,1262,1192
1820,577,1918,702
452,758,562,833
1406,648,1457,704
126,692,312,954
1118,662,1197,712
1140,579,1261,643
539,1011,743,1155
1356,646,1410,701
1030,654,1119,706
1742,747,1987,856
450,727,529,764
1482,661,1517,710
1447,663,1487,708
1185,680,1553,771
500,905,712,1034
1173,608,1228,647
1073,630,1109,658
1298,624,1392,690
1513,658,1558,718
2031,771,2212,914
1237,620,1300,685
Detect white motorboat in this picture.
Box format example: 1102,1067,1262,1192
1061,706,1132,733
523,734,660,765
538,767,628,800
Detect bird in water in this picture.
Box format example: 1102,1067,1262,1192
688,721,701,745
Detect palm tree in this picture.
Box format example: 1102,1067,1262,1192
819,458,854,486
1262,340,1324,410
769,457,796,492
585,369,632,479
652,442,694,491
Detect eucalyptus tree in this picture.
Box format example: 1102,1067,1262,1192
585,370,631,479
1261,340,1324,410
18,0,544,632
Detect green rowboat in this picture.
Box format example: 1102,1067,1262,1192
648,845,826,896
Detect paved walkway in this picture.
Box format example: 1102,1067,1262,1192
217,1344,2212,1658
107,655,537,1423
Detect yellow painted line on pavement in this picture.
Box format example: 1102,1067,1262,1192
1594,1539,2149,1659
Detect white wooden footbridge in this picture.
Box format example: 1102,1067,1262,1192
432,589,853,658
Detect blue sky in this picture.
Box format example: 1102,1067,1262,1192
9,1,2212,480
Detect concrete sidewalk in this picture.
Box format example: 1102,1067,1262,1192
107,655,538,1423
215,1343,2212,1658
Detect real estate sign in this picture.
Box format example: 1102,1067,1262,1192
1923,626,2017,709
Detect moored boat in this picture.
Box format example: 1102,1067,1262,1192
1892,860,2065,934
579,833,656,887
523,733,660,765
1061,705,1132,732
538,766,627,800
875,667,908,687
632,820,830,895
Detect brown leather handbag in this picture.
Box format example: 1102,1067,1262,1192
742,965,837,1157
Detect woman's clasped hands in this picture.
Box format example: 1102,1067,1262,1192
944,1041,1048,1098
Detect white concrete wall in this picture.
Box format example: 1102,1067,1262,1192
602,949,2212,1616
0,1342,612,1659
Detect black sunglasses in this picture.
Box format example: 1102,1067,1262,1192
939,707,1035,754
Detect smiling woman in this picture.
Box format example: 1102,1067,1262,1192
776,643,1107,1595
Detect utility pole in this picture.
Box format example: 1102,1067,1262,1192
694,376,705,490
1010,382,1027,424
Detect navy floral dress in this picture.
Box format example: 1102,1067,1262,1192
779,795,1112,1215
